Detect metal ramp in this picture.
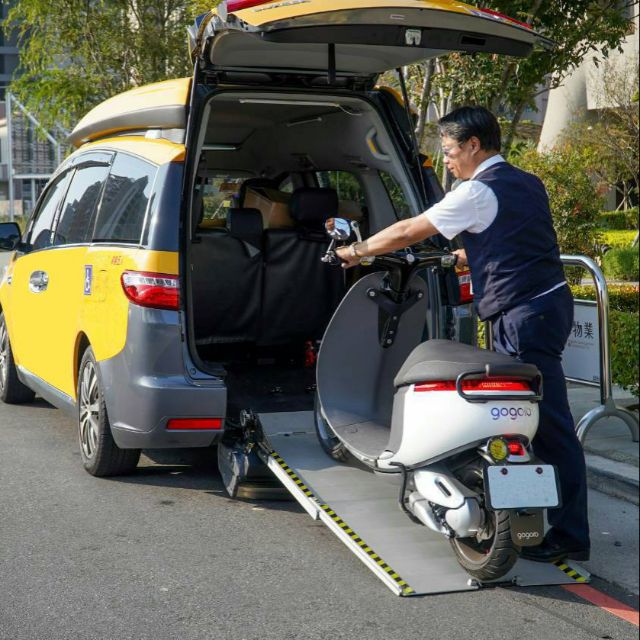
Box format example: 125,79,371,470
258,411,590,597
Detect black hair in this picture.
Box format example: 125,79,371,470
438,106,501,152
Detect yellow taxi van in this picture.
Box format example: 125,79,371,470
0,0,548,476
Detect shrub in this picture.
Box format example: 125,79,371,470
602,247,640,281
570,283,639,313
602,230,637,248
598,207,639,230
513,148,603,260
609,310,639,397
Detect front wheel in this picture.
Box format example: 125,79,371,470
449,509,517,582
77,347,140,477
0,312,35,404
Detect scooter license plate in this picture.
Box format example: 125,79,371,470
485,464,560,510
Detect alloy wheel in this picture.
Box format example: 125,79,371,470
79,361,100,459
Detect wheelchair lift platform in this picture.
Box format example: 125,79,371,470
257,411,590,597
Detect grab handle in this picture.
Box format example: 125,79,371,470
455,365,543,404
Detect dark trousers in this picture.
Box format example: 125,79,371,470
491,285,590,548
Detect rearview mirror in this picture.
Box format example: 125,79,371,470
0,222,21,252
325,217,352,241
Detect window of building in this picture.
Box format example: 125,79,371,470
92,154,157,243
53,164,110,246
27,171,72,251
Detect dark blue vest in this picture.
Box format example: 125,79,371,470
461,161,565,321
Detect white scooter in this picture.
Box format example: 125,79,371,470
315,219,560,581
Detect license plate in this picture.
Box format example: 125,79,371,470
485,464,560,510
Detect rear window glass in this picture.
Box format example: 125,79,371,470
93,154,157,243
316,171,366,208
379,171,412,220
53,165,110,246
28,171,72,250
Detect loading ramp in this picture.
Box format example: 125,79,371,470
252,411,590,597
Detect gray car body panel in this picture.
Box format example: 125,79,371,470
99,303,227,449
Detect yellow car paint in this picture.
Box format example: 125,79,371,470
72,137,186,166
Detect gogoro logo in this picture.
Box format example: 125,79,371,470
517,531,540,540
491,407,532,421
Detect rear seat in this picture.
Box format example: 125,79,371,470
191,207,264,345
259,188,346,346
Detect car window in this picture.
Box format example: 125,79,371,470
27,171,73,251
197,175,244,226
316,171,366,208
53,164,110,246
379,171,413,221
93,154,157,243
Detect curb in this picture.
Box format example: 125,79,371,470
586,453,640,505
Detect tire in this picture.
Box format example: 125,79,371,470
0,312,36,404
447,460,517,581
77,347,140,477
314,393,352,463
449,508,518,582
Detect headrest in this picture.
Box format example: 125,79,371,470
290,188,338,225
226,208,263,249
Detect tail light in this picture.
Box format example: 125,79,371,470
121,271,179,311
226,0,272,12
474,7,533,30
457,269,473,304
506,440,527,456
414,379,532,392
167,418,223,430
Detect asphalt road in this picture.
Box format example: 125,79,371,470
1,398,637,640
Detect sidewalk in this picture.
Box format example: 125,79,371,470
568,383,639,504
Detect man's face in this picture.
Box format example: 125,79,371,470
441,134,479,181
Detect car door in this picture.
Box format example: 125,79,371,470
8,152,112,398
190,0,551,83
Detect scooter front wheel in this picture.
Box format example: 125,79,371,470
314,393,352,463
449,509,517,582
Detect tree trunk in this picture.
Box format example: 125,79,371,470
503,100,527,156
415,59,435,149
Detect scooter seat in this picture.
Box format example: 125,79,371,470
394,339,539,387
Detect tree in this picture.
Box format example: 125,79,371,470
382,1,634,163
3,0,215,133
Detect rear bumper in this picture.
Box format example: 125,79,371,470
99,306,227,449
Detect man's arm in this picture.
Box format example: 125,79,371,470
337,215,440,268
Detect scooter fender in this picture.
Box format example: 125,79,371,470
413,465,478,510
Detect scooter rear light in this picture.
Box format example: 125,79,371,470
121,271,180,311
507,440,527,456
457,269,473,304
167,418,223,430
414,379,531,392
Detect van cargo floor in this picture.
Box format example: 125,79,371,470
258,411,590,596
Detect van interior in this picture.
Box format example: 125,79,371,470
188,91,423,417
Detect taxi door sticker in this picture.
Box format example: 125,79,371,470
84,265,93,296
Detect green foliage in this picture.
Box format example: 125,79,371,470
570,283,639,313
512,147,603,259
602,247,640,281
602,230,637,248
609,310,639,397
4,0,215,132
598,208,639,230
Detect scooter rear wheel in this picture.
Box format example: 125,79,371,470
449,508,517,582
314,393,352,463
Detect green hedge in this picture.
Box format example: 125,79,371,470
602,230,637,248
602,247,640,281
570,284,639,312
598,208,638,230
610,310,639,397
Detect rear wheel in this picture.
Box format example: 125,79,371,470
449,463,517,581
314,393,352,463
0,312,35,404
77,347,140,477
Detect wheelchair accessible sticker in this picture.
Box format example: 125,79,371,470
84,265,92,295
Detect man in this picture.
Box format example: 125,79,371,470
337,106,590,563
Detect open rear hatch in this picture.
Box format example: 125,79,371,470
189,0,552,85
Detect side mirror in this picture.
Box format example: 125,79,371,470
325,217,352,241
0,222,21,252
